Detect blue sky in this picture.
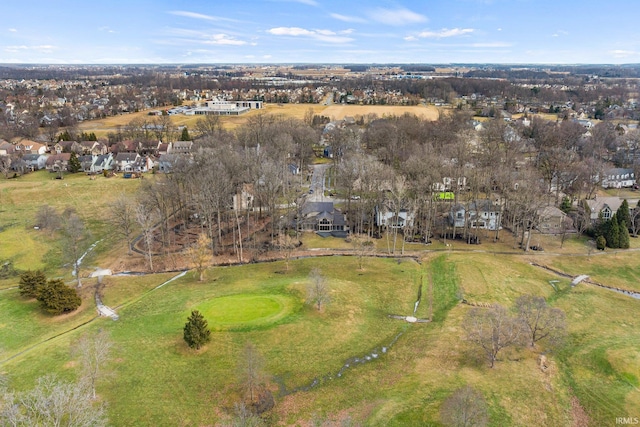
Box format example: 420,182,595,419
2,0,639,64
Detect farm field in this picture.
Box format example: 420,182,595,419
76,103,440,137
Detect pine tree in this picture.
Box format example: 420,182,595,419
68,152,81,173
619,221,631,249
36,279,82,315
180,127,190,141
617,199,631,230
608,215,621,248
18,270,47,298
183,310,211,349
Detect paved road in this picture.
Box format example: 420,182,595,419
308,164,332,202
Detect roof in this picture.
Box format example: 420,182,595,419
45,153,71,165
585,197,624,215
22,153,45,161
114,152,139,162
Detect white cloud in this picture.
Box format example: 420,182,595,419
168,10,237,22
415,28,474,38
552,30,569,37
367,8,427,26
204,34,247,46
99,26,116,33
263,54,272,59
471,42,512,48
267,27,353,43
270,0,318,5
8,28,17,33
330,13,367,24
5,45,56,53
611,49,639,58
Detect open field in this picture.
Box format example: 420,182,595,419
2,252,639,425
1,172,640,425
77,103,440,137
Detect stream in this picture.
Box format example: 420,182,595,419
275,282,428,396
72,239,103,277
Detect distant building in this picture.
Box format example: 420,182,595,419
185,99,263,116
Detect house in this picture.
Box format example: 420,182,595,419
15,140,47,155
432,176,467,192
296,201,349,236
231,183,256,210
79,141,107,156
91,153,114,173
139,140,161,156
0,141,15,156
45,153,71,172
288,163,300,175
602,168,635,189
54,140,82,154
536,206,574,234
158,142,172,156
113,153,140,172
583,197,629,223
156,154,183,173
172,141,193,154
78,155,95,173
375,205,415,229
449,200,501,230
22,153,48,171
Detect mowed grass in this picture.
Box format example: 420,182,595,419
0,170,143,275
2,253,640,425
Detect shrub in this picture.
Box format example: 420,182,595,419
36,279,82,315
18,270,47,299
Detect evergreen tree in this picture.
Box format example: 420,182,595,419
560,196,572,214
179,127,191,141
619,221,631,249
608,214,621,248
37,279,82,315
617,199,631,230
183,310,211,349
596,235,606,250
18,270,47,298
68,152,81,173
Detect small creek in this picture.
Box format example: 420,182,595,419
276,282,428,397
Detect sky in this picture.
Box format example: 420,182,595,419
2,0,639,65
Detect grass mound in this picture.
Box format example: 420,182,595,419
197,294,297,330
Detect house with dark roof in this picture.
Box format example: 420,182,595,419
296,201,349,237
91,153,114,173
602,168,635,189
114,153,140,172
45,153,71,172
22,153,48,171
449,200,502,231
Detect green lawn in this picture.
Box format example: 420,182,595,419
4,253,637,425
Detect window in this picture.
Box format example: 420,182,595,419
602,208,612,220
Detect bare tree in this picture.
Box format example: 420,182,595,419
225,402,265,427
440,385,488,427
274,234,297,271
35,204,61,233
238,343,265,405
2,375,107,426
72,330,113,400
515,295,566,348
351,234,375,270
306,268,330,311
110,194,136,255
464,305,522,368
62,212,88,288
135,201,158,271
186,233,211,281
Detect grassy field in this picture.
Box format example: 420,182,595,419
0,170,143,275
77,103,440,137
1,173,640,425
2,251,639,425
